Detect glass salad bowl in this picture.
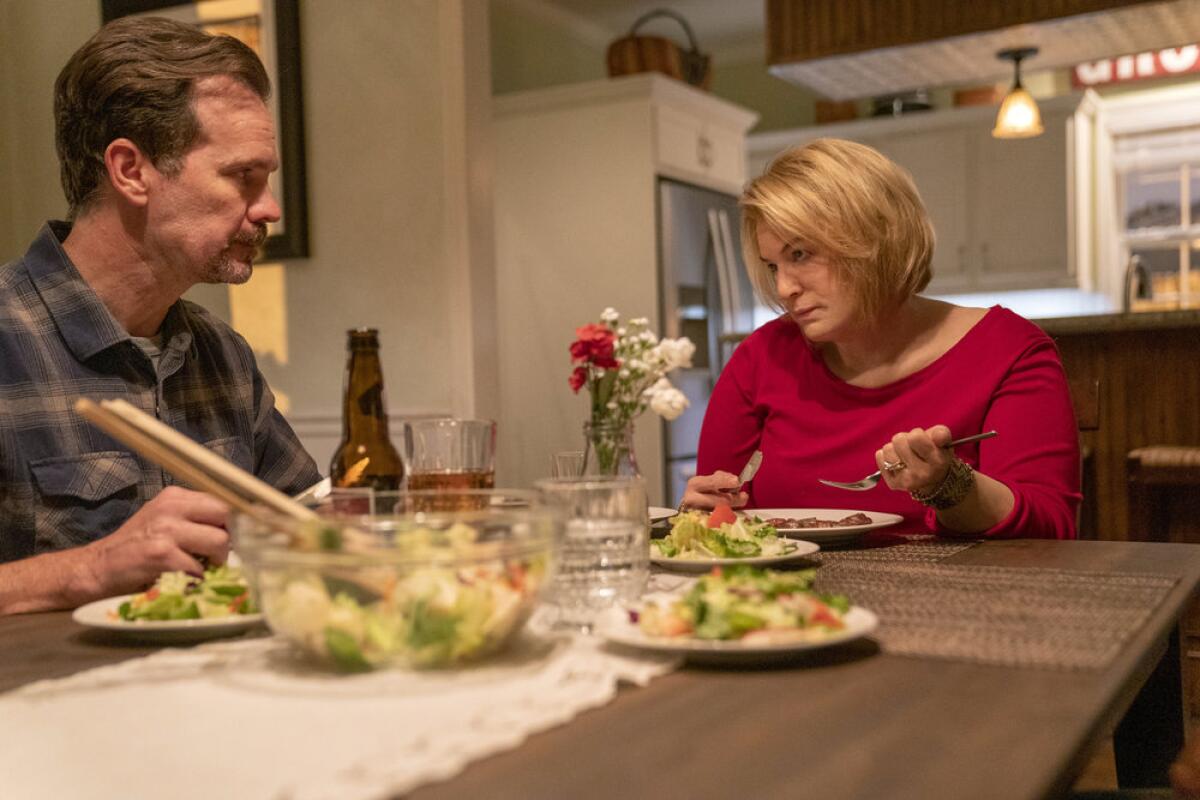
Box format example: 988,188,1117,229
231,490,561,671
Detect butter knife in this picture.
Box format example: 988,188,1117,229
737,449,763,486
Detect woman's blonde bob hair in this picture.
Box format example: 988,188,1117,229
740,138,935,320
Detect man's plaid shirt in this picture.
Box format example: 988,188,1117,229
0,222,320,561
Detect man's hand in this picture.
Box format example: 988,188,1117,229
0,486,232,615
81,486,231,599
681,471,749,511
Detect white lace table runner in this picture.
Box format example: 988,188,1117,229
0,625,677,800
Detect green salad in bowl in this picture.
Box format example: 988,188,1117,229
232,490,560,671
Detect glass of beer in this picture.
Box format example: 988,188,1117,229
405,418,496,508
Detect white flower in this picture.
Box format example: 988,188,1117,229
654,337,695,370
647,382,689,420
574,308,696,429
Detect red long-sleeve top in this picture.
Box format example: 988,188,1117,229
696,306,1080,539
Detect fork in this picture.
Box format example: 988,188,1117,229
291,457,370,505
818,431,998,491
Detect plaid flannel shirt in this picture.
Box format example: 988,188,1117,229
0,222,320,561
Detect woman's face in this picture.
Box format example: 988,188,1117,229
756,226,857,342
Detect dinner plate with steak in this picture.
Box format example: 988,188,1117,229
744,508,903,547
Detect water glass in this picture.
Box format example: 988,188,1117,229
550,450,585,478
534,476,649,631
404,418,496,493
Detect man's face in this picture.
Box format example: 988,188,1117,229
147,75,280,285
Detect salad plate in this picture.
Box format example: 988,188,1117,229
596,604,878,663
650,539,820,572
72,595,264,644
746,508,903,547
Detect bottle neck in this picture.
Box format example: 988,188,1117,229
342,350,391,441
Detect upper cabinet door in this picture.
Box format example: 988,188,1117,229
970,109,1072,290
747,94,1090,296
867,128,972,293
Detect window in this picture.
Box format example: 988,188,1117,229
1115,126,1200,309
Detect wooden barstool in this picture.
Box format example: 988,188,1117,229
1127,446,1200,543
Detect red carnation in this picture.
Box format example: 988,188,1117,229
570,323,616,365
568,366,589,393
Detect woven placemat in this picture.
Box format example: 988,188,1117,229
813,560,1179,670
813,537,977,564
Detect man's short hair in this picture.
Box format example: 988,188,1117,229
740,138,935,321
54,15,271,217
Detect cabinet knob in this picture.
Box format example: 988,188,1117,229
697,135,714,169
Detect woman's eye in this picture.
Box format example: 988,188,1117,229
790,249,808,262
766,263,778,275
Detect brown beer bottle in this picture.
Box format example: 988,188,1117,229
330,328,404,490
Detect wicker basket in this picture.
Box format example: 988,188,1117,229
606,9,711,90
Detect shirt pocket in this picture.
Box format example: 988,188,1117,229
29,451,141,549
203,436,252,473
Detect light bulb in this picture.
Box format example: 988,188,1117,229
993,87,1044,139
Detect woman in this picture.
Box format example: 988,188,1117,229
682,138,1080,539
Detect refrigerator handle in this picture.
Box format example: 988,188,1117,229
716,209,744,334
708,209,734,336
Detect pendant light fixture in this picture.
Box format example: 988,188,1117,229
992,47,1043,139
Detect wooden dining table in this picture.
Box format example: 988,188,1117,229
3,538,1197,800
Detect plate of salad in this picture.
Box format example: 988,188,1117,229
650,505,819,571
597,565,877,663
72,565,264,643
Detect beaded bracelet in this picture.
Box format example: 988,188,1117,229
909,457,975,510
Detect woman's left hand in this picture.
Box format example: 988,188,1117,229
875,425,954,495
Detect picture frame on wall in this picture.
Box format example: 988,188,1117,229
100,0,309,260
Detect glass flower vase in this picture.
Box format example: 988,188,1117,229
581,420,640,478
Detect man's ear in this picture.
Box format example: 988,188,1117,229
103,138,155,207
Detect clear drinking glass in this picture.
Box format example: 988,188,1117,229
404,418,496,493
534,476,649,632
550,450,585,478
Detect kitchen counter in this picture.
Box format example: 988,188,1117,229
1037,308,1200,336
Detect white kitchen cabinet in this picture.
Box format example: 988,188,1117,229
747,93,1096,294
492,74,757,504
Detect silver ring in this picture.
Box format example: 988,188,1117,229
882,460,907,473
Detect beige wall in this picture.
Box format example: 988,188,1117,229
490,0,603,94
711,57,817,133
0,0,497,473
0,0,98,262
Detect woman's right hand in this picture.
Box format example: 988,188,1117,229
681,471,748,511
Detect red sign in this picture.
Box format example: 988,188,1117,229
1072,46,1200,88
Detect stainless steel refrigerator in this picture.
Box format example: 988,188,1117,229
657,177,758,503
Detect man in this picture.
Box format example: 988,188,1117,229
0,16,319,613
